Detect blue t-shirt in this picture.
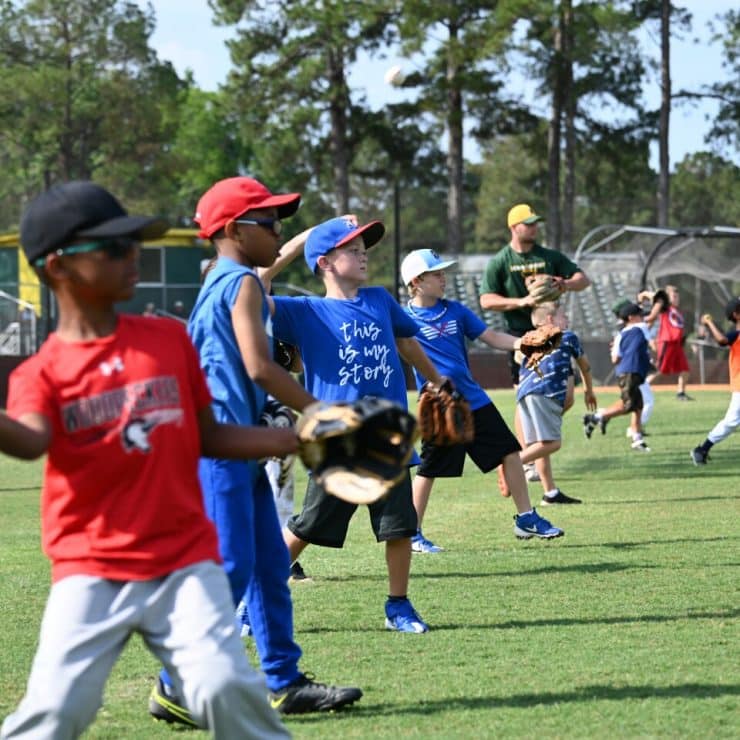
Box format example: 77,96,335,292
615,323,650,381
272,286,418,408
517,330,582,407
403,299,491,411
188,256,269,428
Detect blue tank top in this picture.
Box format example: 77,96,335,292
188,256,269,427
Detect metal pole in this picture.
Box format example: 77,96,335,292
393,176,401,301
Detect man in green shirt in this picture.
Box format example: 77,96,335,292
480,203,591,494
480,203,590,380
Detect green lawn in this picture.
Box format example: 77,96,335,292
1,389,738,738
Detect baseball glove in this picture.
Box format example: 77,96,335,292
296,397,417,505
652,289,670,312
259,398,296,462
519,325,563,377
525,274,563,304
417,380,474,446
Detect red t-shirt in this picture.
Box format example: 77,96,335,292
657,306,685,344
8,315,220,582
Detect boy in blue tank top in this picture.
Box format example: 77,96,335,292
400,249,564,553
151,177,362,724
270,217,445,633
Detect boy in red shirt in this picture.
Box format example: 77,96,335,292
0,182,293,738
645,285,693,400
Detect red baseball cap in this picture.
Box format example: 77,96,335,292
194,177,301,238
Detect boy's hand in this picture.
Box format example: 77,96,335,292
584,389,597,411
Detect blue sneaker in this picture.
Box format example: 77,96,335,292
385,599,429,633
411,530,443,553
513,509,564,540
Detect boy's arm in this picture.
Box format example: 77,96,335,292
197,405,298,460
395,337,443,386
0,411,50,460
232,276,316,412
575,354,597,410
478,328,520,352
702,315,729,346
257,225,314,289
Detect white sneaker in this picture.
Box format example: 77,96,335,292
524,463,541,482
631,439,651,452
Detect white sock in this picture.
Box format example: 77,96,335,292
544,489,559,499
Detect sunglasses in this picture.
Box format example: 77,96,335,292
234,217,283,236
34,238,139,267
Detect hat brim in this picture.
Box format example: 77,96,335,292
521,215,544,225
336,220,385,250
78,215,169,241
250,192,301,219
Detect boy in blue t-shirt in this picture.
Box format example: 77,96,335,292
270,218,446,634
401,249,564,552
583,302,651,451
517,302,597,505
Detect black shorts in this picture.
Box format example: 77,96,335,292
287,470,417,548
618,373,644,413
416,402,521,478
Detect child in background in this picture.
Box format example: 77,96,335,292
271,218,447,633
401,249,564,552
0,181,290,738
517,302,597,505
612,297,655,438
690,298,740,465
584,302,651,451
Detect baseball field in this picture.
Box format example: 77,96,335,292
1,388,737,738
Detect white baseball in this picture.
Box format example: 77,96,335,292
383,65,405,86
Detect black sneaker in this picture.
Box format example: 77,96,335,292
269,673,362,714
690,447,708,465
149,678,198,728
677,392,694,401
583,414,596,439
598,416,609,434
289,561,312,582
542,490,582,505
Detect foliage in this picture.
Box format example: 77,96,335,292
0,0,186,226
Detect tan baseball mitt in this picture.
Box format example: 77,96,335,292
519,325,563,377
525,274,563,304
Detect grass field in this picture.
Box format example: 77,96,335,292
1,389,738,738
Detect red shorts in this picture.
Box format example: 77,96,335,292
657,340,689,374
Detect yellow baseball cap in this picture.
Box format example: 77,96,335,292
507,204,544,228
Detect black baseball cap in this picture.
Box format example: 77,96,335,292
725,296,740,321
20,181,169,264
618,302,644,321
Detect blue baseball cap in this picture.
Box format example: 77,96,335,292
305,217,385,273
401,249,457,285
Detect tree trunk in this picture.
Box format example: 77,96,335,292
447,23,464,254
562,0,576,252
657,0,671,227
547,11,564,250
327,48,350,213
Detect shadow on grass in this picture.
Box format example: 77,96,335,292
0,486,40,492
288,682,740,724
299,607,738,635
562,534,739,549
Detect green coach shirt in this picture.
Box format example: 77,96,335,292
479,243,581,332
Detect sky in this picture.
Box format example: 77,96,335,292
138,0,736,169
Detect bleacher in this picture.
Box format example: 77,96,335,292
403,254,639,347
